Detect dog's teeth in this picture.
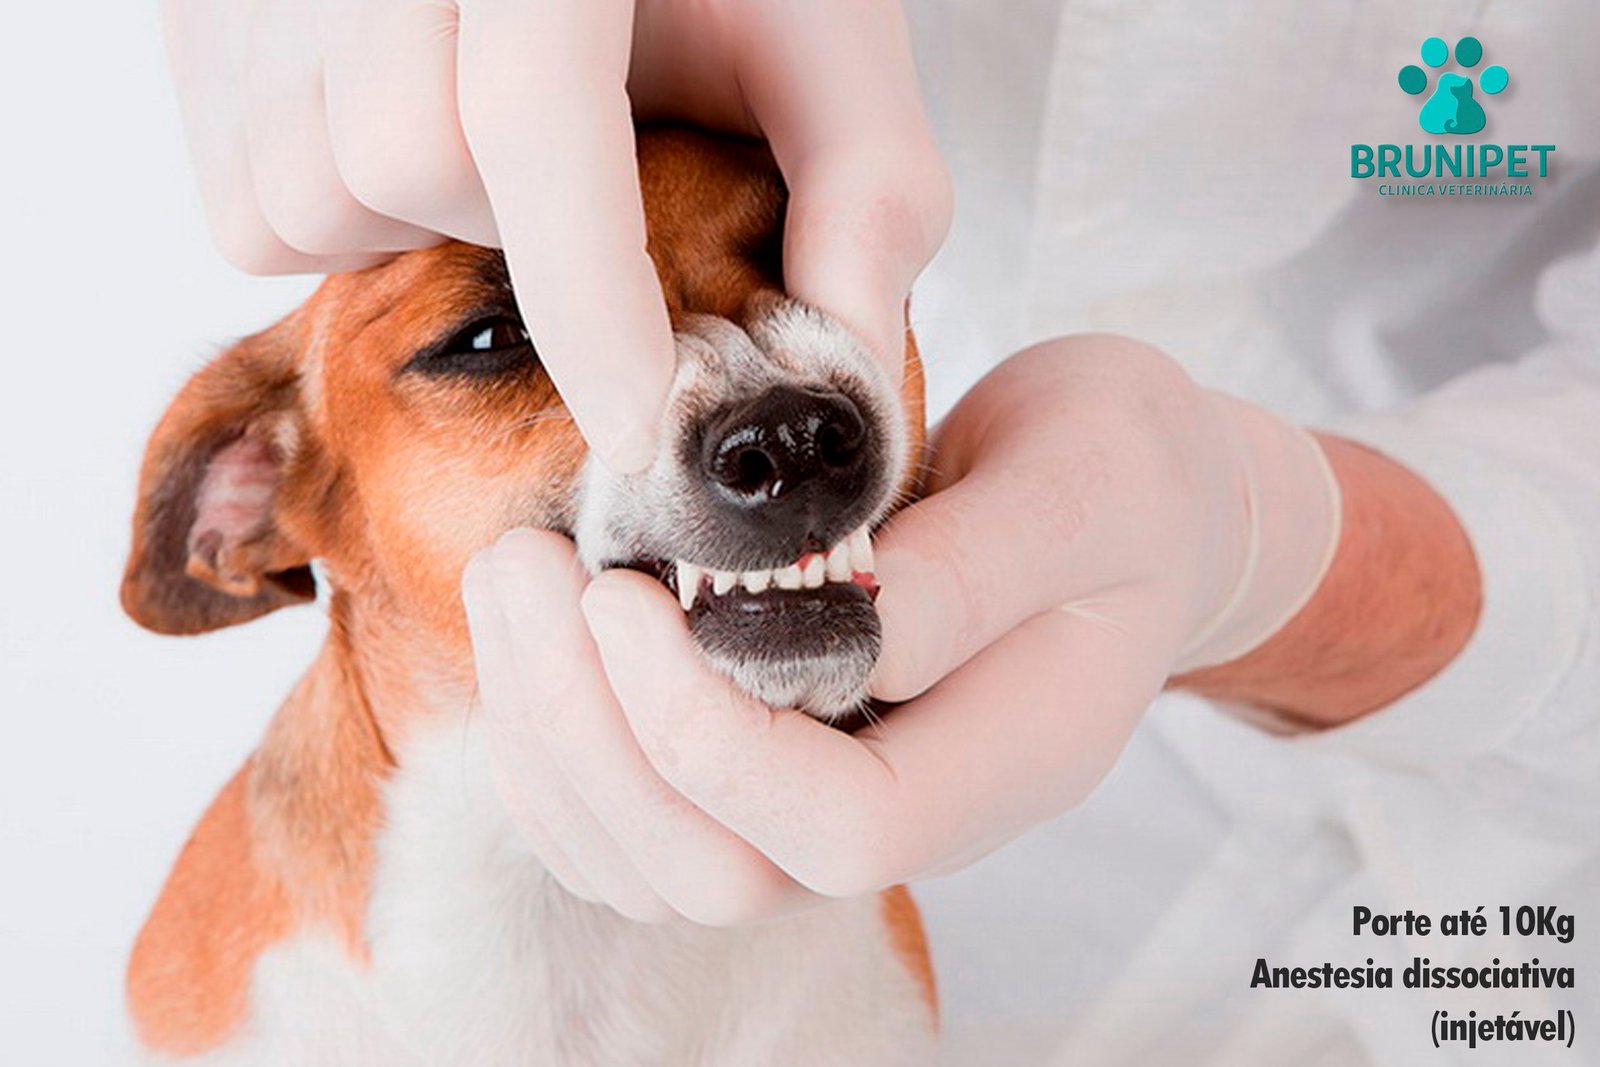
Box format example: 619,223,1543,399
742,569,772,593
676,562,701,611
712,570,737,595
848,525,874,574
824,541,852,582
801,555,826,589
775,563,804,590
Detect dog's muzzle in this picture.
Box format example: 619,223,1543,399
574,304,906,721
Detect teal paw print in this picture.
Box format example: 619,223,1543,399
1398,36,1509,135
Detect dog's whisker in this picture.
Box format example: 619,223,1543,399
487,407,575,444
855,701,887,736
855,724,901,782
126,127,941,1059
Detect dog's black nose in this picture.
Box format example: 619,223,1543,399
700,386,871,536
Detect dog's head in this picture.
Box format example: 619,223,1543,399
122,130,923,721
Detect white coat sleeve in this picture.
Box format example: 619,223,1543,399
1300,239,1600,842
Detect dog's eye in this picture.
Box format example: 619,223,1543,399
408,315,537,378
459,319,530,353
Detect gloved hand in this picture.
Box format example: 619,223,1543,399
462,334,1341,921
161,0,949,470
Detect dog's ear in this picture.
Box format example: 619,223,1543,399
122,327,318,635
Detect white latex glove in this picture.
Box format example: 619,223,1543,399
161,0,949,471
462,335,1341,921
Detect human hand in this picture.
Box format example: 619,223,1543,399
461,335,1341,921
161,0,950,470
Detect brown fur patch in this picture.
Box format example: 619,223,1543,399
126,127,935,1055
881,885,938,1024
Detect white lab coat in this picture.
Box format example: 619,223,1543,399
900,3,1600,1064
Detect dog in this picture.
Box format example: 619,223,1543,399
120,128,936,1065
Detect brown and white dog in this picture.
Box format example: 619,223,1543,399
120,128,936,1065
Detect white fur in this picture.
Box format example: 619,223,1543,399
144,713,934,1065
572,304,909,718
574,303,908,578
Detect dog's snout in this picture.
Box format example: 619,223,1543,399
579,303,908,717
699,385,871,531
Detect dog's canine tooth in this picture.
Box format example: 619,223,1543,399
712,570,737,595
774,563,804,590
801,555,826,589
742,569,772,593
677,562,702,611
824,541,851,582
848,525,874,575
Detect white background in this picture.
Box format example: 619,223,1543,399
8,3,1598,1065
0,8,1175,1063
2,4,323,1060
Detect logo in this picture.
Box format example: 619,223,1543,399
1349,32,1552,198
1397,35,1509,135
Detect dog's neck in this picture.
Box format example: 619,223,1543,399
322,582,478,741
249,583,476,928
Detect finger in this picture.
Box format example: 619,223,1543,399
462,551,603,904
862,599,1173,879
490,531,820,925
322,0,499,245
243,0,442,257
464,544,671,921
456,0,674,474
732,0,951,378
162,0,381,273
584,569,1168,897
870,335,1199,701
869,462,1089,702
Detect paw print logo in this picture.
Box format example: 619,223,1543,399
1398,36,1509,135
